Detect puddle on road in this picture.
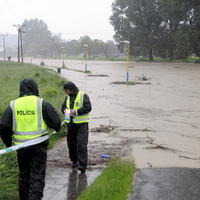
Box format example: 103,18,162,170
43,167,101,200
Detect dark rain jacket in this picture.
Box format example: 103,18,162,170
0,78,61,147
61,82,92,123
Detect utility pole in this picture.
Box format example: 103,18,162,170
19,28,23,62
83,44,88,72
13,24,25,62
0,34,8,60
123,40,130,83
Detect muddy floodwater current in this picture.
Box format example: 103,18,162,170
26,59,200,199
32,59,200,169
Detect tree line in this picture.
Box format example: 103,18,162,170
110,0,200,61
22,19,118,59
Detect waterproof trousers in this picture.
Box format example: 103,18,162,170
67,123,89,170
17,140,48,200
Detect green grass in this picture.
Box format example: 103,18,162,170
110,57,127,61
78,159,135,200
0,61,66,114
133,56,200,63
0,61,67,199
186,56,200,63
0,150,19,200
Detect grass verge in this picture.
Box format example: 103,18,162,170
63,66,91,74
0,61,67,199
78,159,135,200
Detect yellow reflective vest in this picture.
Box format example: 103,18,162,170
10,95,47,144
65,91,90,124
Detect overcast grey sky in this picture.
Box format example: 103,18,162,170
0,0,115,41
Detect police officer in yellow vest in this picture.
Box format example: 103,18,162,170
0,78,61,200
61,81,92,173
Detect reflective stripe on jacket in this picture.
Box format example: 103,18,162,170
65,91,90,124
10,95,48,144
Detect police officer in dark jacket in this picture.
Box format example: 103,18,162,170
61,81,92,173
0,78,61,200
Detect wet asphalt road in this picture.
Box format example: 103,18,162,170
44,167,200,200
128,168,200,200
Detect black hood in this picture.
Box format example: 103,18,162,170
63,81,79,94
19,78,39,97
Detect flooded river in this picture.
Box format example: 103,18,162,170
28,59,200,169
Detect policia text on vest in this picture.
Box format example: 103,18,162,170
10,95,48,145
17,110,35,115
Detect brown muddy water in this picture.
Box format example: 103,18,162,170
27,59,200,168
24,59,200,198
